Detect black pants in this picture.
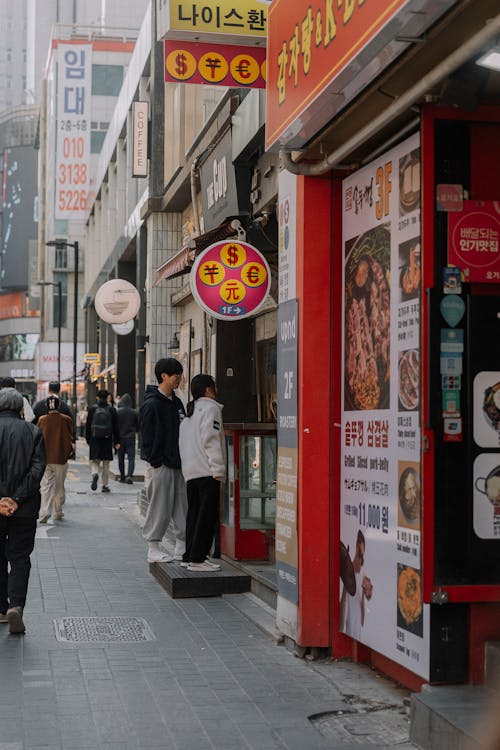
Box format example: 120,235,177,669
0,516,37,613
183,477,220,564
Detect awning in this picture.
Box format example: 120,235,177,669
153,218,245,286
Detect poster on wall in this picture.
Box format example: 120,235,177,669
340,132,429,679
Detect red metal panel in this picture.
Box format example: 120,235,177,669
295,174,333,647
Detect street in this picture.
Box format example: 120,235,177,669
0,450,416,750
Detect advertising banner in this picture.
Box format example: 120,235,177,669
157,0,268,44
35,342,85,382
164,40,266,88
190,240,270,320
448,201,500,282
55,44,92,220
340,132,429,679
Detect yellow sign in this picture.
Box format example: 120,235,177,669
165,48,197,81
83,352,101,364
162,0,268,44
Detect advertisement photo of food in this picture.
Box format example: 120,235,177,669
399,149,421,216
344,225,391,411
397,564,423,637
399,238,421,301
482,381,500,432
398,349,419,411
398,463,421,526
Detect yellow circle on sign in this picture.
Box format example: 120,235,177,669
198,260,225,286
260,59,267,82
242,262,267,287
199,51,229,84
220,242,246,269
166,49,197,81
230,54,260,86
220,279,246,304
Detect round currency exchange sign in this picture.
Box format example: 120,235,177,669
190,240,271,321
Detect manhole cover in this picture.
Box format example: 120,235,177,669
54,617,156,643
311,708,410,746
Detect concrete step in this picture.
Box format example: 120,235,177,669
410,684,495,749
224,591,283,643
150,559,251,599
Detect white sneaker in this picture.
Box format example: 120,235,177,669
39,515,50,524
179,562,189,568
147,551,174,563
187,561,221,572
205,558,222,570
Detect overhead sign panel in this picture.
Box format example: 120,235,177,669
164,40,266,88
157,0,269,45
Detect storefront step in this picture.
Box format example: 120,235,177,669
149,559,251,599
221,559,277,609
485,641,500,688
410,684,493,749
224,592,282,644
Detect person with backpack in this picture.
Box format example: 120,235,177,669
116,393,139,483
85,389,120,493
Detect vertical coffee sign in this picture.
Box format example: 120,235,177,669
56,44,92,219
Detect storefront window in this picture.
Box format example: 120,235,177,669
239,434,276,530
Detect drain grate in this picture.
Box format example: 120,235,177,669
311,708,411,746
54,616,156,643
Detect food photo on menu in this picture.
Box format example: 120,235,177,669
397,563,423,637
398,461,421,528
398,349,419,412
473,372,500,448
344,224,391,411
398,238,421,301
399,148,421,216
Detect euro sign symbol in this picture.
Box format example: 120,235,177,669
246,266,260,283
175,53,187,76
227,245,239,266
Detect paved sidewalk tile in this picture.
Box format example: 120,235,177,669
0,460,416,750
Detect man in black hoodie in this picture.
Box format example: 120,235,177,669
140,358,187,563
116,393,139,483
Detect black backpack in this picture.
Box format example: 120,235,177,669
91,404,113,439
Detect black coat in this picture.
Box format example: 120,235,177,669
116,394,139,440
85,399,119,461
139,385,185,469
0,410,46,518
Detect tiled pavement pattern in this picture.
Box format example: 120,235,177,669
0,450,417,750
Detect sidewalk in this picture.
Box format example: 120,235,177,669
0,455,418,750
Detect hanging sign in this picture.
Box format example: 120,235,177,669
164,40,266,88
440,296,465,327
448,201,500,282
94,280,141,324
190,240,270,321
157,0,268,45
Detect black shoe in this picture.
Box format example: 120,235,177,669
118,476,126,483
102,486,110,493
91,474,98,491
126,477,133,484
6,606,25,634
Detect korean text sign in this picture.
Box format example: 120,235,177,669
55,43,92,220
190,240,270,321
448,201,500,282
161,0,268,43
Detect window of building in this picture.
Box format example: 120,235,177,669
52,273,68,328
54,246,68,269
91,130,106,153
92,65,123,96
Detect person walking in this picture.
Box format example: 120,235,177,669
116,393,139,483
78,404,88,437
0,388,46,634
33,381,74,427
0,377,35,423
85,389,120,493
140,358,187,564
179,375,225,572
37,396,74,523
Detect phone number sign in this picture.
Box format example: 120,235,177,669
190,240,271,320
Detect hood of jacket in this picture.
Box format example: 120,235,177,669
119,393,133,408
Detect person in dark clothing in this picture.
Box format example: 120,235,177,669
116,393,139,483
0,388,46,634
140,358,187,563
0,376,35,422
32,381,76,440
85,389,120,493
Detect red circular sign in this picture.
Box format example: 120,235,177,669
191,240,271,320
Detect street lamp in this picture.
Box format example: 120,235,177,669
37,280,62,382
46,239,79,410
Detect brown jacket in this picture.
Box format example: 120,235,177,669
38,411,73,464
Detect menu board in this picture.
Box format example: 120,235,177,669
340,133,429,679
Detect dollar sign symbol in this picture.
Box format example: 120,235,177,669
227,245,239,266
175,53,187,77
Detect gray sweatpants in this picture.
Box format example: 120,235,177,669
142,464,187,546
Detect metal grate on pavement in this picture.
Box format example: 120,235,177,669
53,616,156,643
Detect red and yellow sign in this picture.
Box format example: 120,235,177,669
165,40,266,88
266,0,408,150
448,201,500,283
191,240,271,320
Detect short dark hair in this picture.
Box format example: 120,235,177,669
0,376,15,388
48,381,61,394
97,389,109,400
154,357,182,383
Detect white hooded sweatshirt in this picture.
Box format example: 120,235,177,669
179,397,226,482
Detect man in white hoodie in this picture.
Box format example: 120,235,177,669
178,374,225,572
